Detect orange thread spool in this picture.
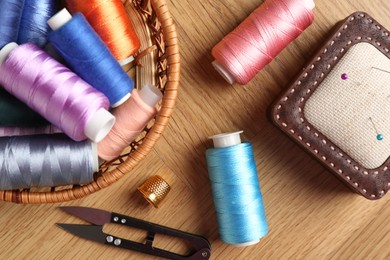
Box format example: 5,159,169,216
66,0,140,64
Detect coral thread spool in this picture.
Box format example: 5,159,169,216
137,175,171,208
66,0,140,65
212,0,315,84
98,84,162,161
0,42,115,142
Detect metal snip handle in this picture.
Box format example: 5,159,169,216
110,213,211,259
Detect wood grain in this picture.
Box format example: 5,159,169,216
1,0,390,259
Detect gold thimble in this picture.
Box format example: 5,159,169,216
137,175,171,208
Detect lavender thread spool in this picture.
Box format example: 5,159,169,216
0,42,115,142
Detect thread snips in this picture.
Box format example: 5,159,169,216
56,206,211,260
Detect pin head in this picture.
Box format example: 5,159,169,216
341,73,348,80
377,134,384,141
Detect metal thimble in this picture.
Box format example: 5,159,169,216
137,175,171,208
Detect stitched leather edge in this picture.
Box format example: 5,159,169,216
270,12,390,200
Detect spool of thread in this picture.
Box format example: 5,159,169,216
137,175,171,208
48,9,134,107
205,131,268,246
98,84,162,161
0,125,61,137
0,88,48,127
0,0,25,48
66,0,140,65
0,42,115,142
0,134,98,190
17,0,60,47
211,0,315,85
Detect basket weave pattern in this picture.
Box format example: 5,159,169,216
0,0,180,204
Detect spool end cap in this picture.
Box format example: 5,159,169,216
0,42,18,65
212,60,235,85
90,142,99,172
209,130,244,148
119,55,135,66
48,8,72,31
139,84,163,107
84,108,115,143
303,0,315,10
112,92,131,108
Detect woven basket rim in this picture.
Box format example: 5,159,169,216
1,0,180,204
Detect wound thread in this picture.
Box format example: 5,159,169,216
0,88,48,127
0,125,61,137
0,43,113,142
212,0,314,84
0,134,97,190
66,0,140,64
18,0,60,47
48,9,134,107
0,0,24,48
98,84,162,161
206,131,268,245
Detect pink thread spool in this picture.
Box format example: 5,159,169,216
212,0,315,85
98,84,162,161
0,42,115,142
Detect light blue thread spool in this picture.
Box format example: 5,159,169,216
206,131,268,246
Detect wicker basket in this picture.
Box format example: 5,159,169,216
0,0,180,204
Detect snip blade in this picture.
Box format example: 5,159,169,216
56,223,107,244
59,206,111,225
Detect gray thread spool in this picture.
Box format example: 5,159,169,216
0,134,98,190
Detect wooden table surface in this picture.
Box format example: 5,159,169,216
1,0,390,259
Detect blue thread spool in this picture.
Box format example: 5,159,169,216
47,9,134,107
0,0,25,48
206,131,268,246
18,0,60,47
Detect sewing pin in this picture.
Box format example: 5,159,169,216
369,117,383,141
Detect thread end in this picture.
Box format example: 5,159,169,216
48,8,72,31
209,130,243,148
212,60,235,84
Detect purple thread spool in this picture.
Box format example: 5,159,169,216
0,42,115,142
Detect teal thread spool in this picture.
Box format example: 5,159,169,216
205,131,268,246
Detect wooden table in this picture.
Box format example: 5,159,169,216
1,0,390,259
